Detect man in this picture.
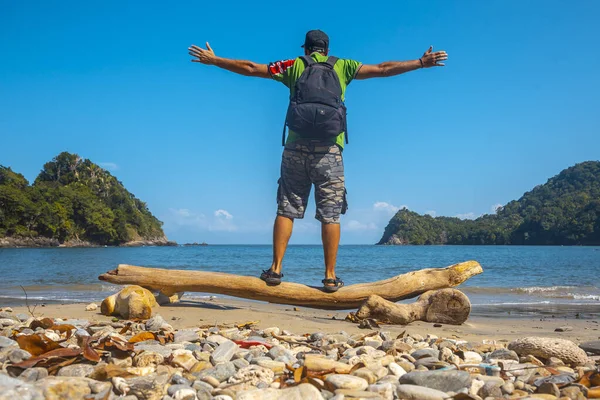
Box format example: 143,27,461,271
189,30,447,292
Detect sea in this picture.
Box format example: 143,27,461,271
0,245,599,318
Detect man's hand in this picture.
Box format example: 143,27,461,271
420,46,448,68
188,42,270,78
189,42,217,65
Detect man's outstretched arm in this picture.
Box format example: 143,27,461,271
356,46,448,80
188,42,270,78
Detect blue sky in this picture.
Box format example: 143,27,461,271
1,1,599,244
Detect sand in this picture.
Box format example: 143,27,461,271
11,296,600,344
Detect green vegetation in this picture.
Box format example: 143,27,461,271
0,152,166,245
378,161,600,246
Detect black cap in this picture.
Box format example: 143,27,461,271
301,30,329,52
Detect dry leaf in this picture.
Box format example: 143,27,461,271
30,317,55,330
80,336,100,362
293,366,305,382
49,324,76,340
47,356,78,374
12,347,82,369
128,332,156,343
236,321,259,329
15,334,62,356
89,364,138,380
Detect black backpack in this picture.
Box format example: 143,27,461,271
282,56,348,146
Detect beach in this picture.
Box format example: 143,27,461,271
10,297,600,343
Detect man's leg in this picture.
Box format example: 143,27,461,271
322,222,340,281
311,143,346,290
270,215,294,275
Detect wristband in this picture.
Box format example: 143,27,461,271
419,58,424,68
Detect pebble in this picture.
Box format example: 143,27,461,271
0,309,596,400
211,340,238,364
396,384,450,400
85,303,98,311
326,374,369,391
57,364,95,377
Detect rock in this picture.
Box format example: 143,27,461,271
579,340,600,355
238,383,324,399
537,382,561,397
174,329,200,343
195,361,237,382
325,375,368,391
145,315,172,331
19,367,49,382
410,348,439,360
172,388,196,400
233,358,250,369
263,327,281,336
0,336,17,348
395,384,450,400
305,355,352,374
368,383,394,400
171,350,197,371
57,364,95,377
388,362,407,377
488,348,519,361
8,348,32,363
36,377,93,400
167,384,193,396
560,386,586,400
211,340,238,364
333,390,382,399
133,351,164,367
257,359,286,373
85,303,98,311
508,337,590,366
126,374,169,400
554,325,572,332
229,365,275,388
134,343,173,358
462,351,483,363
399,371,471,393
0,318,18,327
101,285,159,319
479,381,502,398
501,381,514,395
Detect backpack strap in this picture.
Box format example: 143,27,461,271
324,56,338,68
300,55,315,66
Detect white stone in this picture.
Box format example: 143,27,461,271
85,303,98,311
237,383,323,400
263,327,280,336
462,351,483,364
469,379,485,396
388,362,407,377
211,340,238,364
325,374,368,391
369,382,394,400
396,384,450,400
173,387,197,400
257,359,285,373
206,335,229,345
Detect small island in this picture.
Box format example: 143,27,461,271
0,152,176,248
378,161,600,246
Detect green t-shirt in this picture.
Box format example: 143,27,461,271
268,53,362,148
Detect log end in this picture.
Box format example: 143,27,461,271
448,260,483,286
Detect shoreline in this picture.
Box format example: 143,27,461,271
9,297,600,343
0,237,178,248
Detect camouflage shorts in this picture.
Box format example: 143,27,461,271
277,140,347,224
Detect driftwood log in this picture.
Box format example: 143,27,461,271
98,261,482,310
354,289,471,325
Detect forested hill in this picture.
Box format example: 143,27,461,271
377,161,600,246
0,152,172,247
